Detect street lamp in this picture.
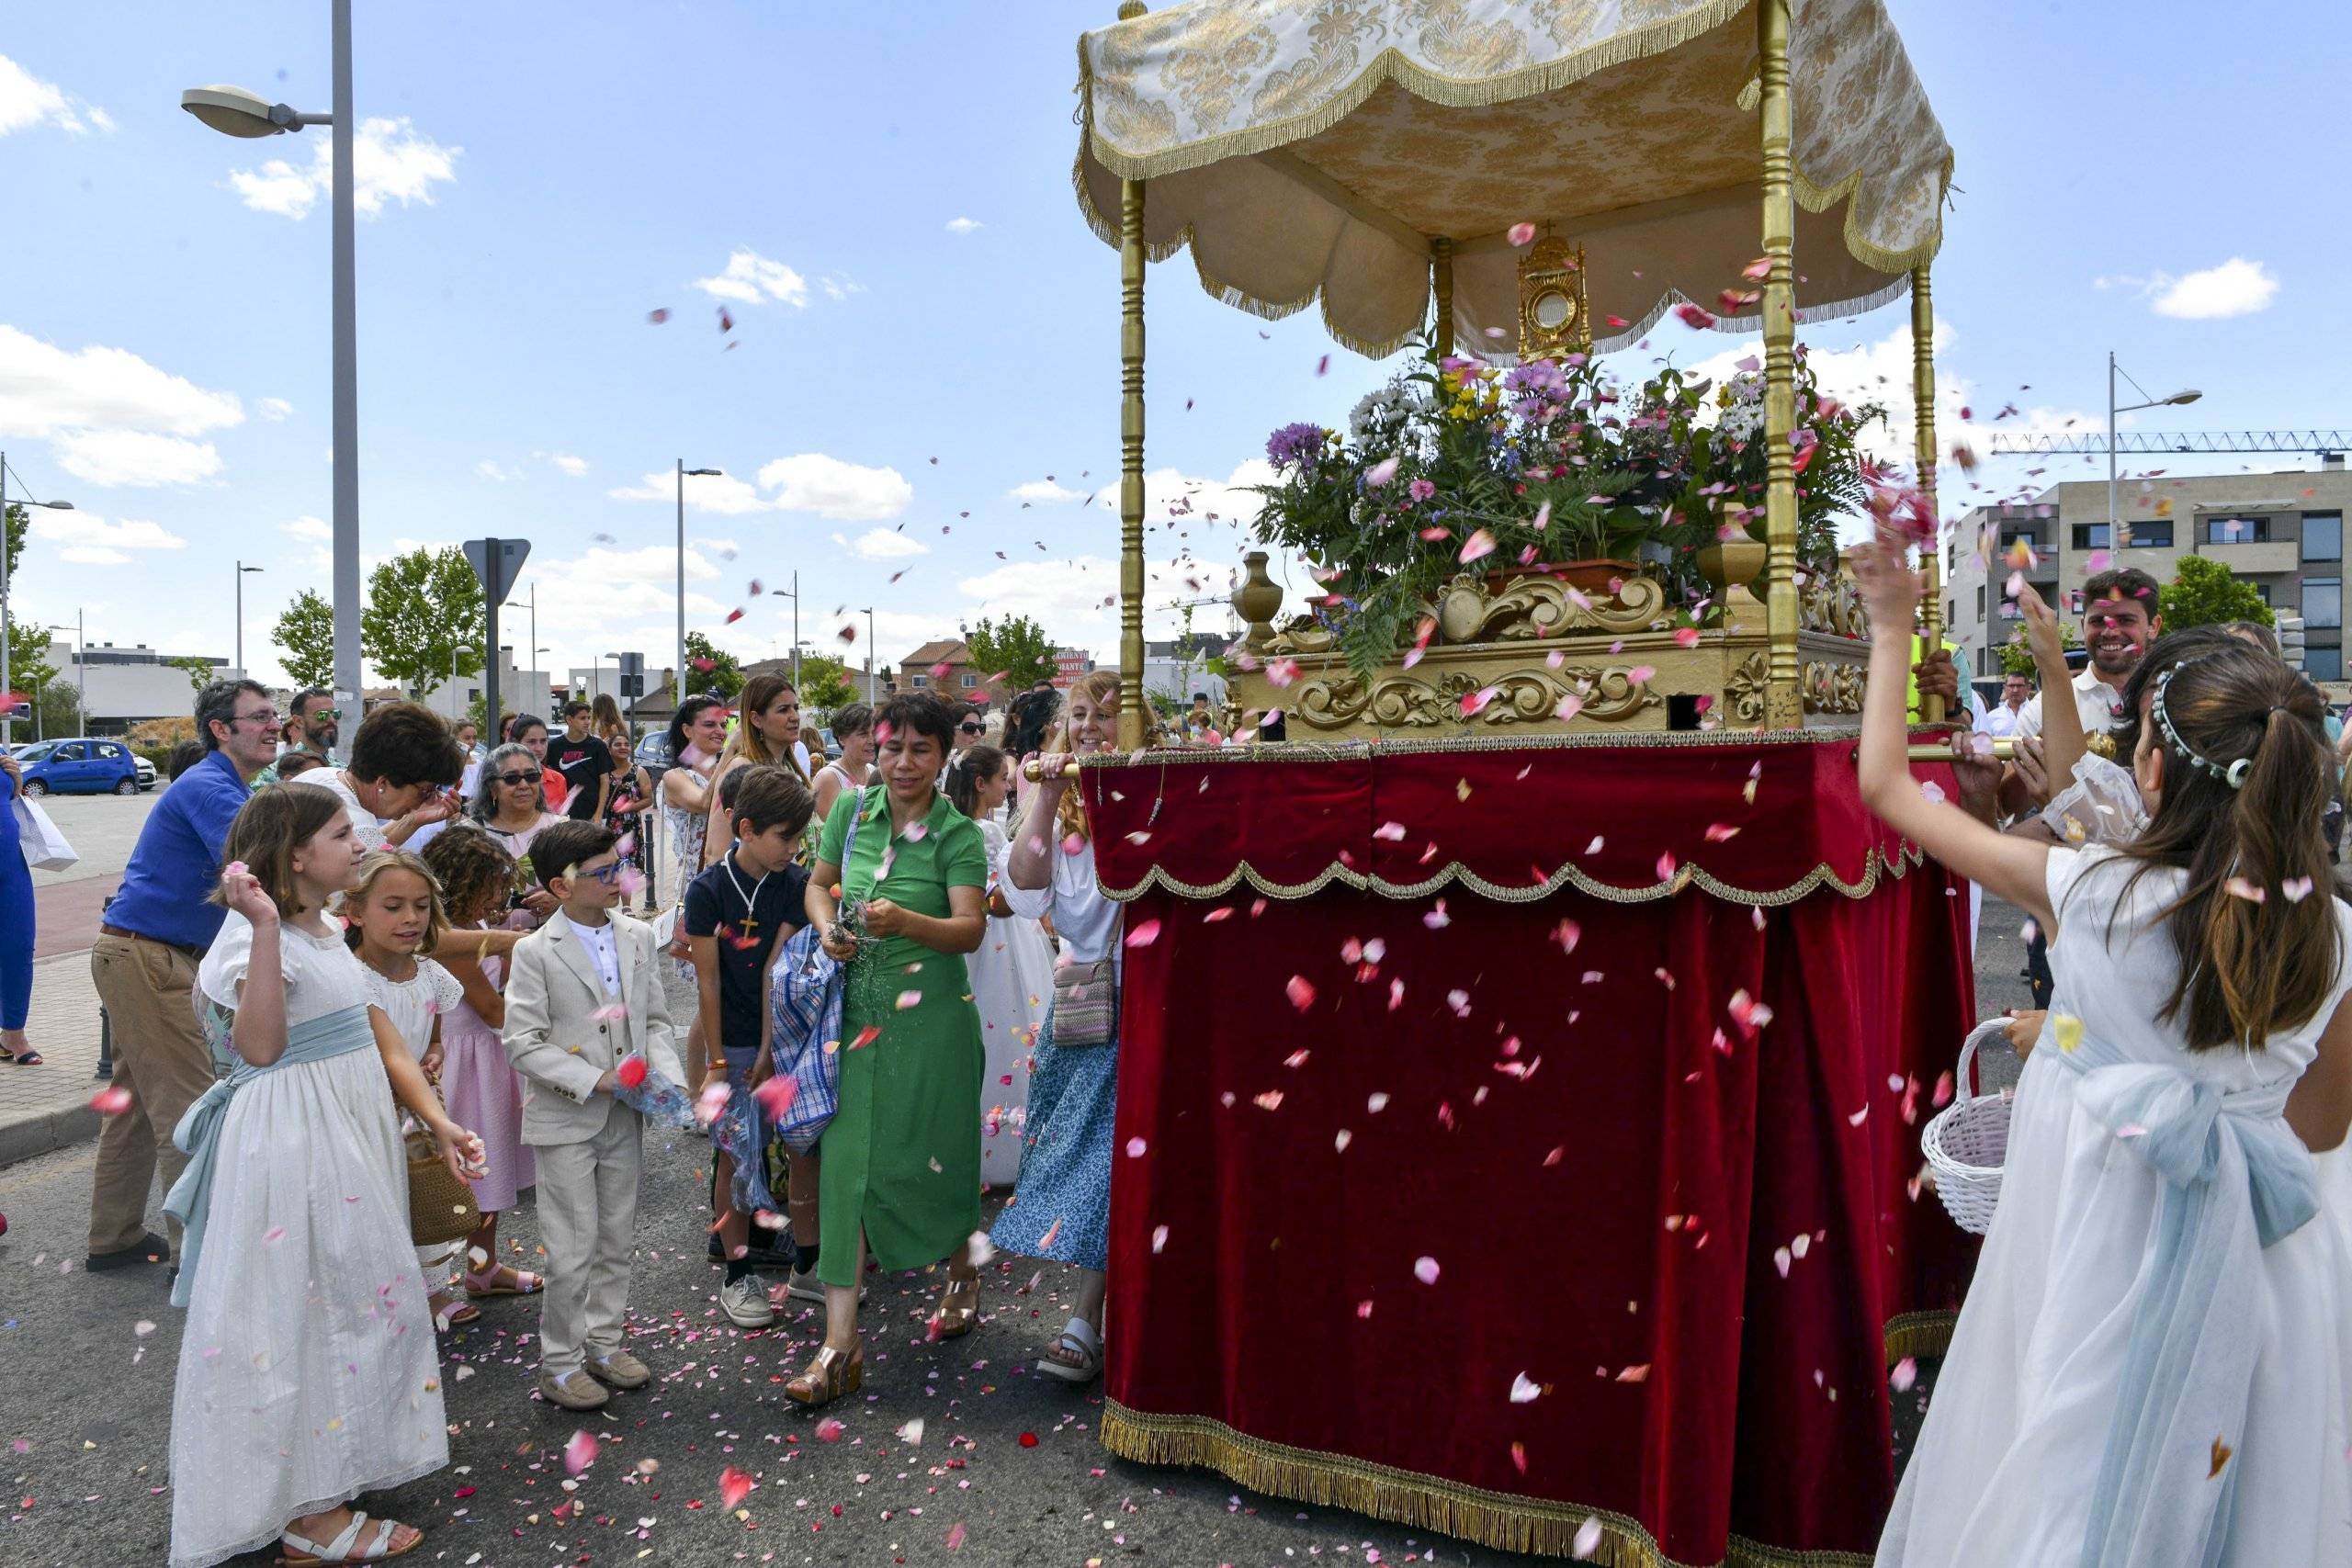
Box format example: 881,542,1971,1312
768,571,800,691
0,452,74,746
862,606,878,702
676,461,722,696
234,562,265,675
184,0,362,724
2108,352,2202,532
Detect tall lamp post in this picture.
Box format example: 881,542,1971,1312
2108,352,2201,535
233,561,265,675
863,606,877,702
184,0,362,719
1,453,75,746
675,461,722,695
768,571,800,691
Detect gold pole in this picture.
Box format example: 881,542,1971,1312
1911,264,1946,723
1430,236,1455,358
1116,175,1148,750
1756,0,1802,729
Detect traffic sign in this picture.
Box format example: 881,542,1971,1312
461,537,530,607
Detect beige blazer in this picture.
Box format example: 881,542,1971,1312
501,909,683,1145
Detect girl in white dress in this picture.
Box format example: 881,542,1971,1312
1850,534,2352,1567
165,785,485,1568
344,848,472,1329
945,743,1049,1184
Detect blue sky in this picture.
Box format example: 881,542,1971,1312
3,1,2345,691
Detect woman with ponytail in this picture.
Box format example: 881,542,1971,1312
1851,532,2352,1567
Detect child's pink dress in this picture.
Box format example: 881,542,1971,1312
436,942,534,1212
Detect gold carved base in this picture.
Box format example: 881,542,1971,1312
1233,571,1867,741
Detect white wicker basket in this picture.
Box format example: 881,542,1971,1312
1920,1020,2018,1235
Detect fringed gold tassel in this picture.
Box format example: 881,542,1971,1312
1883,1309,1957,1365
1100,1402,1871,1566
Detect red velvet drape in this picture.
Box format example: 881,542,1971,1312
1087,738,1976,1563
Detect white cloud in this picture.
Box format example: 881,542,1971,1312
0,323,244,439
2152,257,2278,320
227,116,460,220
60,545,130,565
1082,459,1275,532
757,454,911,520
607,468,773,515
693,536,742,558
547,452,587,477
819,276,865,302
945,217,983,234
691,248,809,307
0,55,109,136
52,429,224,487
1010,479,1084,505
257,396,294,422
281,514,332,542
28,512,186,550
474,458,521,482
834,527,929,560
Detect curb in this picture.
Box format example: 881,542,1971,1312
0,1103,101,1171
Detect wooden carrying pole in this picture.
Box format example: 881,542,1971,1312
1430,236,1455,357
1913,264,1947,723
1756,0,1802,729
1113,1,1150,750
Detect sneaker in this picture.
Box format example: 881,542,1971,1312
87,1231,172,1271
588,1349,651,1390
538,1368,610,1411
786,1264,826,1303
719,1275,776,1328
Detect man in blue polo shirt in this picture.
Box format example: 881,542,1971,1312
84,678,277,1271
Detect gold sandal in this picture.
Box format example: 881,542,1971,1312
785,1341,864,1407
933,1269,980,1339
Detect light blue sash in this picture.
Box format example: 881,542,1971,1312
2053,1029,2318,1568
164,1003,379,1310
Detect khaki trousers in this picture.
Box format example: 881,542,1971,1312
85,932,217,1259
531,1111,644,1376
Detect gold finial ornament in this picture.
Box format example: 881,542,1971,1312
1117,1,1148,17
1516,236,1590,361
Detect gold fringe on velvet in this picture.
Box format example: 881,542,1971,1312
1883,1309,1957,1366
1099,1400,1871,1567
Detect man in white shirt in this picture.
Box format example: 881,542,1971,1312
1996,566,2160,818
1975,673,2032,738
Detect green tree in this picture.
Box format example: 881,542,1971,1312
32,677,81,739
273,589,337,691
3,607,57,697
164,654,214,692
360,546,485,696
2159,555,2274,632
4,500,25,581
683,630,744,702
795,652,855,711
962,613,1057,692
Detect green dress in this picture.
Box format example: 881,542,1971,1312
814,784,989,1284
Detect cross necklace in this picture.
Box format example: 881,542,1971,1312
723,853,770,938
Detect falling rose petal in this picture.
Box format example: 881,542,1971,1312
1674,302,1718,330
1151,1224,1170,1254
695,1080,732,1124
1673,626,1702,649
1459,528,1498,564
1510,1440,1529,1475
1285,976,1317,1011
1424,898,1452,930
815,1417,846,1442
1413,1256,1441,1285
615,1055,648,1090
647,307,670,324
1615,1364,1651,1383
1773,1246,1792,1278
2283,876,2315,903
90,1086,134,1115
946,1521,968,1551
1574,1517,1604,1559
1890,1357,1918,1394
1554,693,1584,722
1125,1136,1148,1157
1657,852,1678,883
1252,1090,1285,1111
1125,919,1162,948
1510,1372,1543,1404
1627,665,1657,684
2115,1122,2149,1140
264,1224,287,1244
718,1464,754,1510
1334,1128,1352,1152
752,1074,797,1120
1507,220,1538,246
565,1429,599,1476
1364,456,1401,488
1460,684,1500,717
895,989,924,1010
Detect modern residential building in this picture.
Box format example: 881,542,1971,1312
42,640,233,735
899,639,995,705
1943,460,2350,681
1144,633,1228,708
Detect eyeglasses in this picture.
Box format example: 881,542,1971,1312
492,771,538,786
228,708,280,728
580,863,625,883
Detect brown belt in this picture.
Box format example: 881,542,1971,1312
98,924,203,963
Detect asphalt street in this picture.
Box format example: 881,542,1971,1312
0,902,2033,1568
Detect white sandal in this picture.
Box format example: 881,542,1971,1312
1037,1316,1102,1384
280,1509,420,1563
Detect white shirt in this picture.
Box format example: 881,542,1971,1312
1976,702,2023,738
793,739,812,776
289,768,389,852
999,819,1123,971
571,917,622,996
2012,665,2127,742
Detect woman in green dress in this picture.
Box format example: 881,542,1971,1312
791,691,989,1405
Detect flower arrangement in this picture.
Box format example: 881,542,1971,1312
1251,342,1884,678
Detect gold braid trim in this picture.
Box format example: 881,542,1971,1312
1883,1309,1957,1365
1098,1400,1871,1567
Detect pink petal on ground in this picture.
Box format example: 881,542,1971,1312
565,1428,599,1475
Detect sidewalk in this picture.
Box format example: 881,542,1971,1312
0,952,106,1168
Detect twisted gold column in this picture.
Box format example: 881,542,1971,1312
1912,265,1945,723
1117,175,1148,750
1430,236,1455,358
1756,0,1801,728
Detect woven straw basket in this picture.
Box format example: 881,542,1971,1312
1920,1020,2017,1235
405,1128,481,1246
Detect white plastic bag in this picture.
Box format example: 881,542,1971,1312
13,795,77,871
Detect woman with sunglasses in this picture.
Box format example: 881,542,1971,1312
466,742,563,923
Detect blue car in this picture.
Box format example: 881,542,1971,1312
16,737,141,796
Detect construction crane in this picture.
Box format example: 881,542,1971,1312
1986,429,2349,457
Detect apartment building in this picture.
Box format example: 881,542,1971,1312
1943,460,2350,681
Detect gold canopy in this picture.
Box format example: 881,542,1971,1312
1074,0,1951,358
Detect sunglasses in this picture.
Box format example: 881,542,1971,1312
958,722,982,735
492,770,538,786
308,707,343,721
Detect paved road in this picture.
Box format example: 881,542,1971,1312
0,883,2031,1567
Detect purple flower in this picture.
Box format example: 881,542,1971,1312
1408,479,1436,502
1266,422,1327,470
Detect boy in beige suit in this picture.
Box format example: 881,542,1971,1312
502,819,683,1412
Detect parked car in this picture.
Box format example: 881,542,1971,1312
133,754,156,791
15,737,141,795
632,729,673,784
818,727,844,761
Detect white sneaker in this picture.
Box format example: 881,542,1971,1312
786,1264,826,1303
720,1275,775,1328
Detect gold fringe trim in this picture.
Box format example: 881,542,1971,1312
1098,1400,1871,1567
1883,1309,1957,1365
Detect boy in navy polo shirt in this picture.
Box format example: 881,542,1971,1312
685,765,815,1327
